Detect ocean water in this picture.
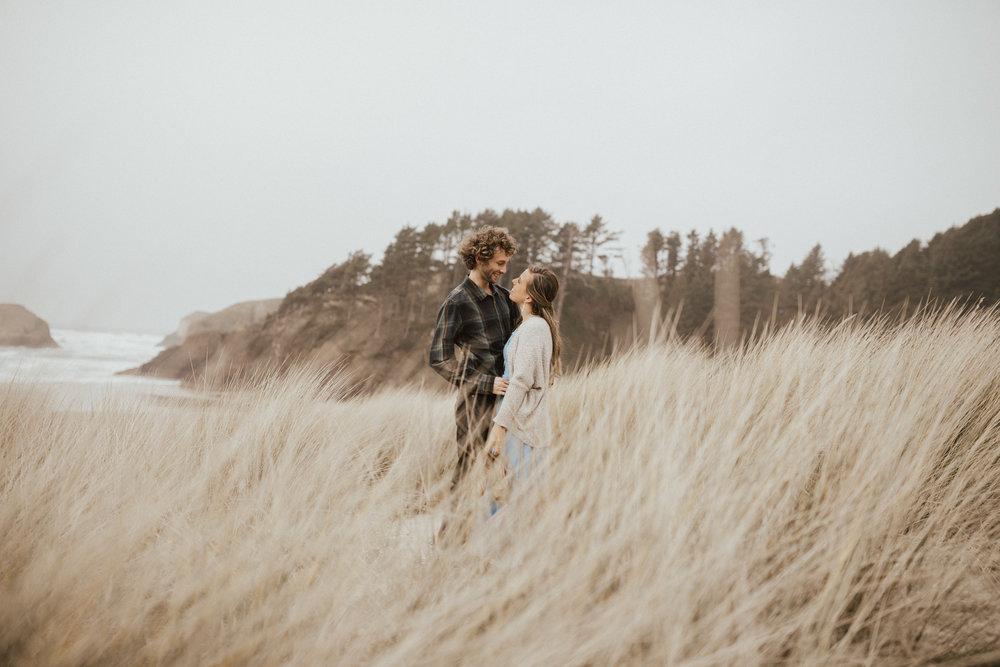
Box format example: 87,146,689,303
0,329,199,408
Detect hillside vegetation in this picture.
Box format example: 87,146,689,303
135,209,637,390
134,207,999,392
4,307,1000,664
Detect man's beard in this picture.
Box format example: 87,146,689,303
479,265,497,284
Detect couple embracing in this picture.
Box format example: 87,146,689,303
429,226,561,505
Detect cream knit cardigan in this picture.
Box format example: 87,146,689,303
493,316,553,448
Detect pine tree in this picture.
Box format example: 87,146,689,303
714,229,742,349
780,244,827,321
581,215,621,275
739,237,775,335
641,229,665,282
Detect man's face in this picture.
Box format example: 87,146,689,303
478,249,510,285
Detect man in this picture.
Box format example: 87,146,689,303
429,225,519,489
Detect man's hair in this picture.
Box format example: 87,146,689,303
458,226,518,270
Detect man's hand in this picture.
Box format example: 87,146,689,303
492,377,509,395
486,424,506,458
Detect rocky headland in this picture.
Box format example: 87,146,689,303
159,299,282,347
158,310,210,347
0,304,59,348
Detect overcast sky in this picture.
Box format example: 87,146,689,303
2,1,998,334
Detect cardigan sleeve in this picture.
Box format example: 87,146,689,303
493,320,549,430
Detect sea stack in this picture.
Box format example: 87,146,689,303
0,304,59,348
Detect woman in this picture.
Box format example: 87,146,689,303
485,264,561,494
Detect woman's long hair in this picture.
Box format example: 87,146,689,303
525,264,562,378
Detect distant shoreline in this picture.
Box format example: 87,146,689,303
0,329,201,410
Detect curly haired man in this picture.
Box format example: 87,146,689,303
429,226,519,489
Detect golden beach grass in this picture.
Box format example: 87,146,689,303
2,308,1000,665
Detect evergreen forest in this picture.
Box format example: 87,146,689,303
285,206,1000,349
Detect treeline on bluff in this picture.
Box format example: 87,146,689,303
137,207,999,391
642,207,1000,342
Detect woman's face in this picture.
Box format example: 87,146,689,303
510,268,532,305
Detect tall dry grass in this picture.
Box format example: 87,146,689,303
3,309,1000,665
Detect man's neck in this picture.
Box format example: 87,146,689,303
468,270,492,295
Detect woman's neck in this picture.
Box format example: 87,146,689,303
519,302,534,321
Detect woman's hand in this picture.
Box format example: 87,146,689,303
485,424,506,458
492,377,509,395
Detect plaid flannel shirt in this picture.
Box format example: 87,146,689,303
429,277,519,395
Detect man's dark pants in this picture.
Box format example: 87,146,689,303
451,391,497,490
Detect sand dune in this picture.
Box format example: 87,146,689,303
2,308,1000,664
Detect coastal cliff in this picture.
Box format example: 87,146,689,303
159,299,283,347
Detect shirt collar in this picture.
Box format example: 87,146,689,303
463,276,494,301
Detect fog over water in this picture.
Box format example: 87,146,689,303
1,1,998,334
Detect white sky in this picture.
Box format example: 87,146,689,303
1,1,998,333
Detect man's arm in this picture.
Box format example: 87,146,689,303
429,298,496,394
